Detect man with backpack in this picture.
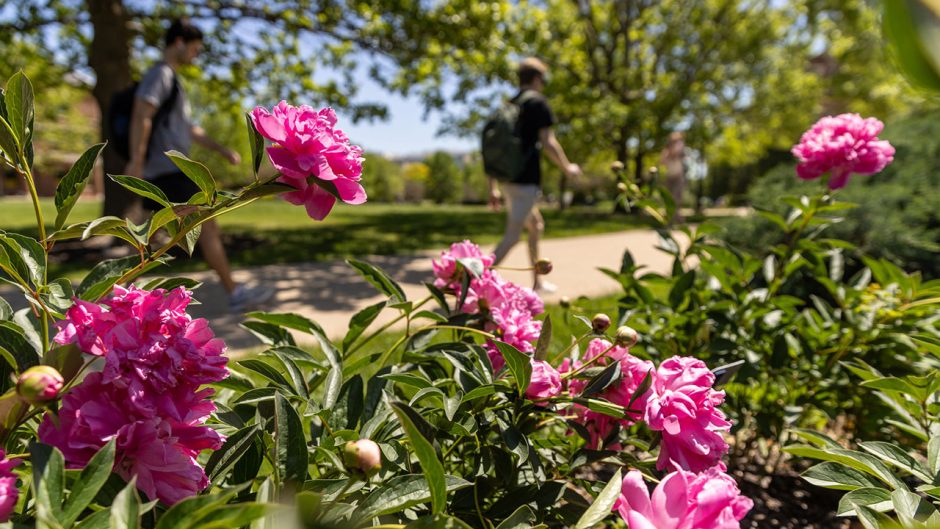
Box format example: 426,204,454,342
482,57,581,292
122,18,273,311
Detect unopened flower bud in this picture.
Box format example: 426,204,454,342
610,160,625,173
16,366,64,405
617,182,628,194
615,325,639,347
591,313,611,334
559,296,571,309
343,439,382,477
535,258,553,275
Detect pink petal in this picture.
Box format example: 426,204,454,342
303,184,337,220
267,147,310,180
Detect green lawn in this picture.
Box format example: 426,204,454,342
0,196,650,276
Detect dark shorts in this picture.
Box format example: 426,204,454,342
142,171,200,211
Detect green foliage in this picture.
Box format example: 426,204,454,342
360,152,404,202
611,178,940,447
424,151,462,204
789,357,940,528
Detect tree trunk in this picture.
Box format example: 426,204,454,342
633,148,644,184
87,0,138,219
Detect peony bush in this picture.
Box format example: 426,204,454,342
0,71,758,528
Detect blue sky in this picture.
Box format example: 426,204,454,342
333,78,477,157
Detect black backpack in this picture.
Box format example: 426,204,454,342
481,90,538,182
108,73,180,160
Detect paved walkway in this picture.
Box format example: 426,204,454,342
0,229,683,351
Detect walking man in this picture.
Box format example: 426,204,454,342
124,18,273,310
488,57,581,292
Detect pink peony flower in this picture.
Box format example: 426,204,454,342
0,450,20,522
614,468,752,529
250,102,365,219
645,356,731,472
432,240,496,291
791,113,895,190
526,360,562,400
563,339,654,449
42,286,228,504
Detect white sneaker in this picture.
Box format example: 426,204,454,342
535,281,558,294
229,284,275,312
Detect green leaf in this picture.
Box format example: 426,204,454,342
154,484,253,529
892,487,937,526
205,424,261,484
355,474,471,520
4,71,34,144
837,487,894,517
392,402,446,515
239,321,295,347
581,362,621,397
166,150,217,205
0,297,10,320
0,232,45,287
574,469,622,529
801,462,884,491
495,505,537,529
274,391,308,483
33,443,65,529
929,435,940,476
180,223,202,256
0,320,39,369
246,112,265,175
109,174,171,208
54,143,106,229
534,314,551,361
406,514,475,529
62,439,116,526
74,509,110,529
784,445,906,489
267,350,309,398
110,477,141,529
182,503,275,529
0,115,19,165
494,341,532,393
343,300,386,352
76,256,140,301
860,441,932,483
237,359,294,391
884,0,940,92
861,377,927,402
346,258,407,303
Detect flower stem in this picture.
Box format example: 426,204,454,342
561,343,616,380
346,295,432,357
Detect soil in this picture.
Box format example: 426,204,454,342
732,461,854,529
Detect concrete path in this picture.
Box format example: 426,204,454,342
0,229,682,351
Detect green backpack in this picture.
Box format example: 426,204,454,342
481,90,538,182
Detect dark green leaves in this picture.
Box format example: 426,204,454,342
109,174,172,208
4,71,34,145
574,469,622,529
347,258,407,303
274,392,308,484
63,440,117,527
493,341,531,394
54,143,106,229
246,112,265,175
355,474,471,520
392,402,446,514
205,424,261,484
166,150,217,205
883,0,940,92
33,443,65,529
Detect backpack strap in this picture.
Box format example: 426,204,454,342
151,67,180,130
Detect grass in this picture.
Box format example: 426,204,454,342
0,196,650,277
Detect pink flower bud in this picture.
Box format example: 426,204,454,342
16,366,64,405
344,439,382,477
592,313,611,334
535,258,553,275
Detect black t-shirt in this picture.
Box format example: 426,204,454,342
513,90,555,185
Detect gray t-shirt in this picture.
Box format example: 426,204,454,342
135,62,192,180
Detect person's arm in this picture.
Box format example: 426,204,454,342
488,176,501,210
191,125,241,165
538,127,581,179
125,99,158,177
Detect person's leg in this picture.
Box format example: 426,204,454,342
524,205,546,288
493,184,534,265
198,219,237,294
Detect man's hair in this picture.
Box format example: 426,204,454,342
517,57,548,86
165,18,204,47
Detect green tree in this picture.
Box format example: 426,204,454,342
423,151,461,204
360,152,403,202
